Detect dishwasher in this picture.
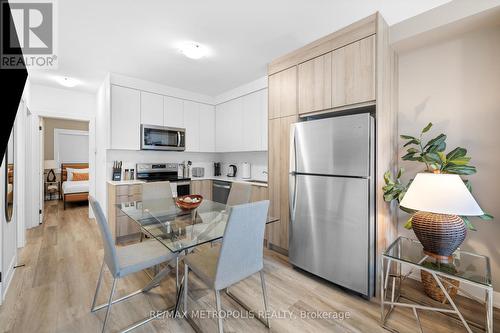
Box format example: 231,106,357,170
212,180,231,204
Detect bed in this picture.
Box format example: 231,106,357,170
61,163,89,209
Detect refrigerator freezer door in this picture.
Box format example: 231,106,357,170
289,174,371,296
293,113,371,177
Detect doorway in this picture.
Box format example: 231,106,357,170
40,117,90,219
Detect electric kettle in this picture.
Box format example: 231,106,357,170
227,164,237,177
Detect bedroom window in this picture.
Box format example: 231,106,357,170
53,129,89,167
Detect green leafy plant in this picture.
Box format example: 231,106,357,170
383,122,493,230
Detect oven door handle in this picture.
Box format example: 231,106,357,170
177,132,181,147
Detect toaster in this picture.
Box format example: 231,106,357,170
192,167,205,177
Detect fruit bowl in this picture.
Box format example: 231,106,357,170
176,195,203,210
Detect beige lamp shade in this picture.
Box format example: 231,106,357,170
44,160,57,170
400,173,483,216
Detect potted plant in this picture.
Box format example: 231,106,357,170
383,123,492,301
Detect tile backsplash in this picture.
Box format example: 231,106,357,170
106,150,267,181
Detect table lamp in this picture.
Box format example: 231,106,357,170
44,160,57,182
400,173,483,260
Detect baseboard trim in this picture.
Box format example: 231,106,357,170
268,243,288,256
1,254,17,302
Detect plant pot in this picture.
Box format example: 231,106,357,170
412,211,466,259
421,269,459,303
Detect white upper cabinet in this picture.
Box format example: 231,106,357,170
260,89,268,150
164,96,184,128
216,89,267,152
140,91,163,126
199,104,215,152
108,78,267,153
242,89,267,151
183,101,200,152
110,85,141,150
216,98,243,152
215,102,229,152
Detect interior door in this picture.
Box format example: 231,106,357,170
289,174,370,296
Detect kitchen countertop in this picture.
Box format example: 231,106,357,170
190,176,268,187
107,180,146,186
107,177,268,187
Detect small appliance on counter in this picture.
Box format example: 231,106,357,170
227,164,237,177
112,161,122,181
214,162,221,176
192,167,205,177
241,162,251,179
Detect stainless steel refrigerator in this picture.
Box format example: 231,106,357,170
289,113,375,297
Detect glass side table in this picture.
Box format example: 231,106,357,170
381,236,492,333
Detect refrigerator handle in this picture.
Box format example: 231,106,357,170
289,124,297,227
289,124,296,173
289,173,297,226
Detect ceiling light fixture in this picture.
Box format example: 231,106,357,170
55,76,80,87
177,41,209,59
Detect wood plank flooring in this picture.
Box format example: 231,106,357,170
0,200,498,333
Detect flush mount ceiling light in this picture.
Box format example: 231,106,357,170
177,41,209,59
55,76,80,87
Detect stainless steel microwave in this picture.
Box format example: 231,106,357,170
141,124,185,151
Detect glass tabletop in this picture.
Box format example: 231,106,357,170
384,236,491,287
117,198,278,253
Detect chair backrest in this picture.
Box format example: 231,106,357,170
226,182,252,206
89,196,120,278
142,181,173,201
214,200,269,290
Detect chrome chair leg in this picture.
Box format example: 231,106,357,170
259,270,270,328
183,264,189,313
102,278,117,333
215,290,224,333
91,260,105,312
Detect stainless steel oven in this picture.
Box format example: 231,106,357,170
141,124,185,151
136,163,191,197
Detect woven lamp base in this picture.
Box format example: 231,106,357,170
412,211,466,260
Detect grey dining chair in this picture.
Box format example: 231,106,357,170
226,182,252,206
142,181,173,201
89,196,176,333
182,200,270,333
210,182,252,247
140,181,173,242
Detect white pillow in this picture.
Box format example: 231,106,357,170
66,168,89,181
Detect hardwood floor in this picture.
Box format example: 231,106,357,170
0,201,498,333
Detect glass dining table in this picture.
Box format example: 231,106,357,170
116,197,278,321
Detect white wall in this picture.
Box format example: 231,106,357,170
29,84,95,119
95,78,109,215
398,25,500,290
1,94,27,302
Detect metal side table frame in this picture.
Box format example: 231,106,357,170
380,237,493,333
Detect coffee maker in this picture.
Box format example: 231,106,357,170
214,162,221,176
